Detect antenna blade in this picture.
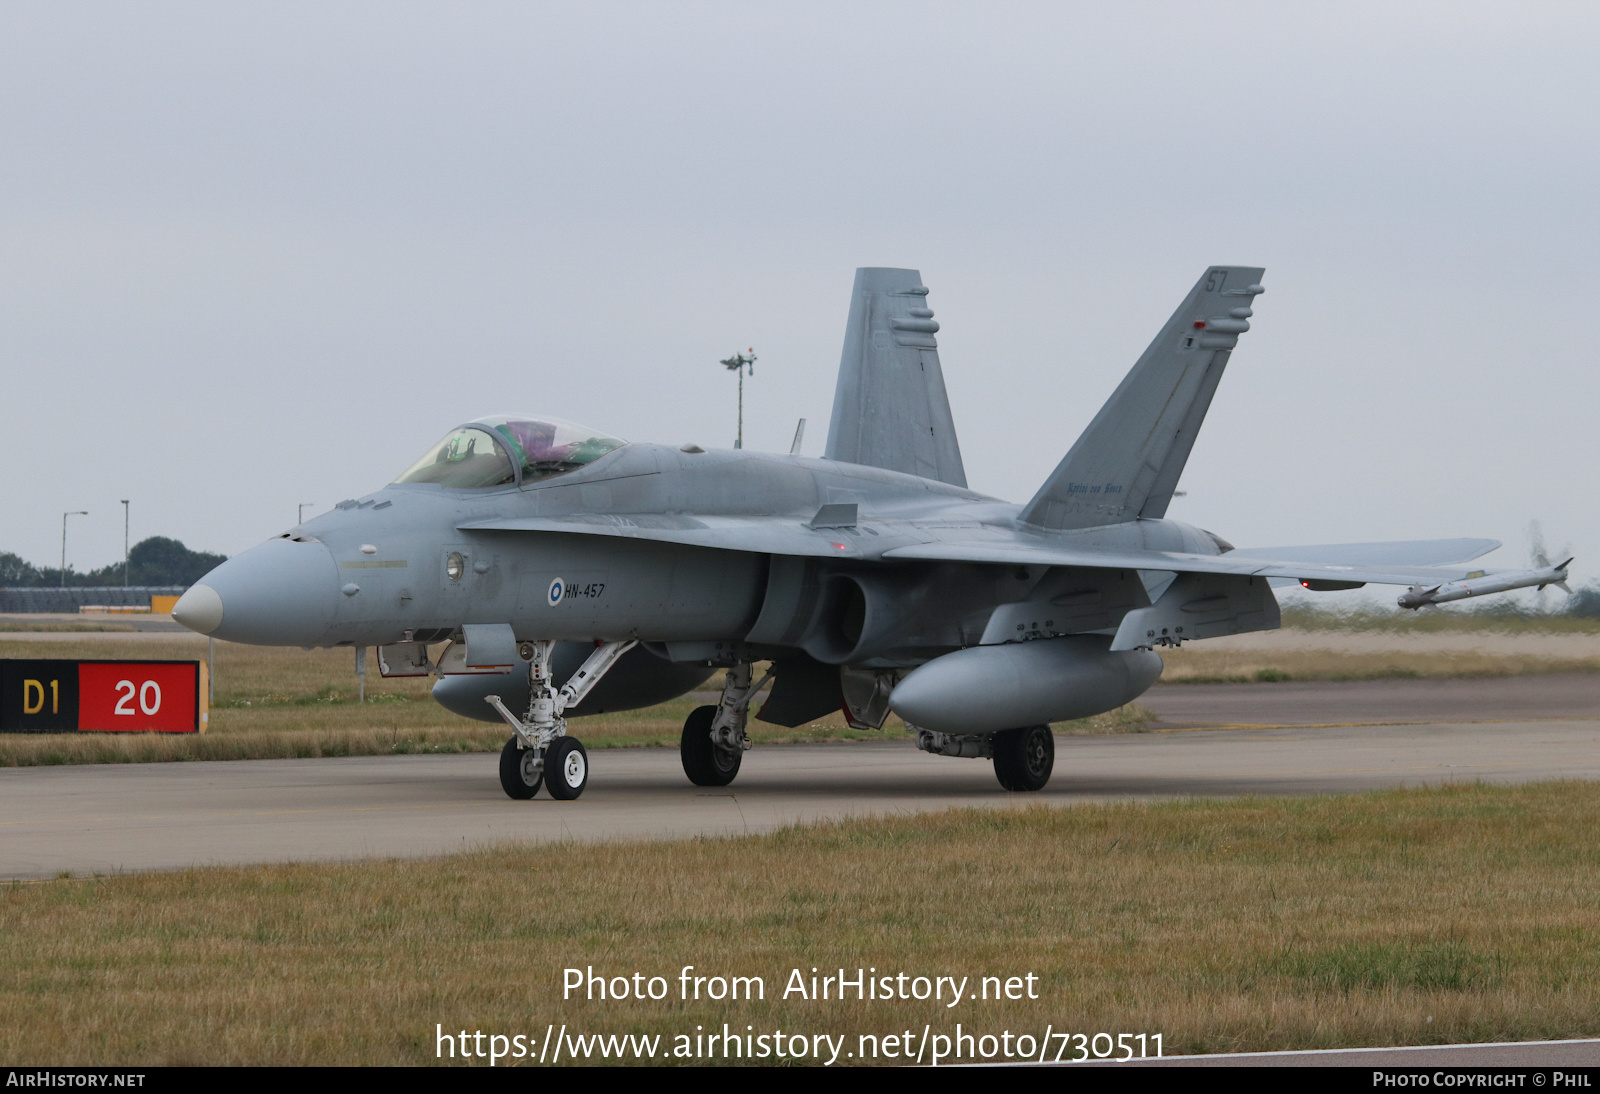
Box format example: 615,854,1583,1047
790,418,806,455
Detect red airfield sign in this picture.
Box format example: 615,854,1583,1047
0,660,209,734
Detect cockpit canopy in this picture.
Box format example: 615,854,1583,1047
393,415,627,489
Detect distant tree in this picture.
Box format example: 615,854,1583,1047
1567,583,1600,620
0,552,41,586
124,537,227,586
1,538,226,587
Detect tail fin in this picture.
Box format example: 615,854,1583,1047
824,267,967,487
1019,265,1264,531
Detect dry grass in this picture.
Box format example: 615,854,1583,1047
1053,702,1156,735
4,781,1599,1065
1159,644,1600,684
1280,603,1600,635
0,622,137,632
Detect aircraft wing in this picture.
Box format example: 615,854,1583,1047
1228,538,1500,568
1228,538,1501,588
880,532,1512,587
464,514,1512,587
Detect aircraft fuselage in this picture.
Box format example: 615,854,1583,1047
192,441,1225,660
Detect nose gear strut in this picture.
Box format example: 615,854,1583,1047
485,638,636,800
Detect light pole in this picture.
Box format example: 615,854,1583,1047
121,500,130,587
61,511,87,588
299,503,315,525
720,348,756,449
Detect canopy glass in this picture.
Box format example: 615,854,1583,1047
394,415,626,488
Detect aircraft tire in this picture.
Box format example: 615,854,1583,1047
544,737,589,800
680,704,741,787
499,737,543,800
992,725,1054,792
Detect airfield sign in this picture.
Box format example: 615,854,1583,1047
0,659,208,734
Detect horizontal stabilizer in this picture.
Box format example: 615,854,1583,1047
1020,266,1264,530
825,268,967,487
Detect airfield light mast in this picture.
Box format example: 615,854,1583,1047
720,349,756,449
61,510,87,588
121,500,130,587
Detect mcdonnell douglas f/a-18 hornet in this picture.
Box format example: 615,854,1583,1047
172,266,1572,800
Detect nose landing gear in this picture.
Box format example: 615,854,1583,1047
487,638,631,800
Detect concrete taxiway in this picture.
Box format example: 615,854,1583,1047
3,706,1598,879
1141,671,1600,725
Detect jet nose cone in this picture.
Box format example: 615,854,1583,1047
171,584,224,635
196,537,340,646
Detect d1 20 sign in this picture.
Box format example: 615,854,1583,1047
0,660,207,734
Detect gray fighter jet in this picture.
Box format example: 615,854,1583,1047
172,266,1570,799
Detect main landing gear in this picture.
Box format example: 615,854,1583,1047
680,662,771,787
488,639,632,801
992,725,1054,792
915,724,1056,792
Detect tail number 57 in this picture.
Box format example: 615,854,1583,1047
114,680,162,716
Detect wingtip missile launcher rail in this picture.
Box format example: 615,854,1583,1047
1397,559,1574,610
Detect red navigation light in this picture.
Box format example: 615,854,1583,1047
1193,320,1206,329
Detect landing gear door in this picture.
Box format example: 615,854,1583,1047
377,641,433,678
448,623,518,674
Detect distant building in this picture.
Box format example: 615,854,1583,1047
0,587,190,613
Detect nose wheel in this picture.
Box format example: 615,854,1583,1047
545,737,589,800
499,737,544,799
497,735,589,799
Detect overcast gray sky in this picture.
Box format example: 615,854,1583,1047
3,1,1596,598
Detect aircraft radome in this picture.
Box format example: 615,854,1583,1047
172,267,1571,800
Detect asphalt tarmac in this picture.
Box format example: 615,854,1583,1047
1141,671,1600,725
3,675,1597,880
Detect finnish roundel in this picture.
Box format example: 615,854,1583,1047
547,578,564,606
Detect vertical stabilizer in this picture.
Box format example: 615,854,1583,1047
824,268,967,487
1019,266,1265,531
